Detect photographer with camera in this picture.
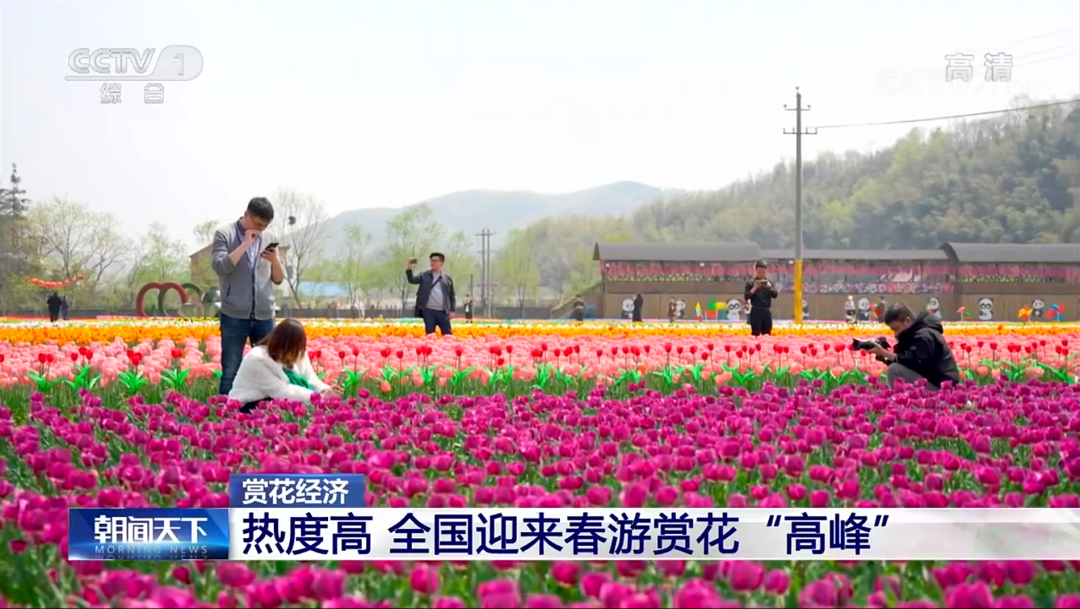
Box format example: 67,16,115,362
744,261,778,336
853,303,960,391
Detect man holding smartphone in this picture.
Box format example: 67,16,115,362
744,260,778,337
406,252,456,336
211,197,286,396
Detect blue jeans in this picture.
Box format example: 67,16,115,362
421,308,452,336
219,314,274,396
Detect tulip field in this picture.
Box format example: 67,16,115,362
1,318,1080,608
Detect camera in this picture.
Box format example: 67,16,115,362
852,336,890,351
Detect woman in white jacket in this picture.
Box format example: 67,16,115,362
228,318,333,413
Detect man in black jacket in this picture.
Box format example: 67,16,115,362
868,303,961,391
46,292,62,323
744,261,778,336
406,252,456,336
632,293,644,323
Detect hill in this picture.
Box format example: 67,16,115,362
506,97,1080,298
319,181,665,256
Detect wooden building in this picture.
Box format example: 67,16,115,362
581,241,1079,322
943,243,1080,323
592,242,761,320
760,248,952,322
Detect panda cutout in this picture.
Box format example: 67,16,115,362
726,299,742,322
978,298,994,321
927,297,941,319
802,299,810,319
620,298,635,320
1031,298,1046,321
675,299,687,319
856,297,872,322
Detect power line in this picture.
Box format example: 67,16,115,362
1016,51,1078,68
1014,43,1076,59
810,99,1079,130
1001,28,1076,46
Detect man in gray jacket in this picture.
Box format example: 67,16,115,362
211,197,285,396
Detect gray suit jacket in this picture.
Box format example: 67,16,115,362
211,222,278,321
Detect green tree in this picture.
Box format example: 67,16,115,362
275,188,330,308
192,219,221,247
494,227,541,314
114,222,189,310
380,203,443,310
0,164,38,312
338,223,373,309
439,230,478,292
26,197,128,298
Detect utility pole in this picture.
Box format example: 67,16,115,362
783,87,817,325
476,229,495,318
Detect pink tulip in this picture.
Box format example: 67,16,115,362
549,562,579,587
410,565,440,596
763,570,791,595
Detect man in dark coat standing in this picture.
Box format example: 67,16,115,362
46,292,62,323
744,261,778,336
632,293,644,322
571,296,585,322
406,252,456,336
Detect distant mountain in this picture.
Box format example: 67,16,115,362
319,181,666,256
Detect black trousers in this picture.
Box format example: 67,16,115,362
421,308,452,336
749,308,773,336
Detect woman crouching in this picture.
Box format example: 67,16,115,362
229,318,333,413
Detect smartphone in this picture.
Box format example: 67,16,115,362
264,242,279,251
408,258,418,264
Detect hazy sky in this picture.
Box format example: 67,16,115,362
2,0,1078,249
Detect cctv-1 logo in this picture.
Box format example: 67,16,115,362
66,46,204,81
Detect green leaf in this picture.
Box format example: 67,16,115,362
116,369,149,394
615,369,642,386
26,370,64,392
449,366,477,387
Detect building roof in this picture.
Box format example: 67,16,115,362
189,243,212,258
594,242,761,262
942,242,1080,264
760,249,948,261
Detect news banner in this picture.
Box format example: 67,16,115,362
69,474,1080,561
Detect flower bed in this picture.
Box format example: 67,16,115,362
0,319,1077,345
0,324,1079,607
